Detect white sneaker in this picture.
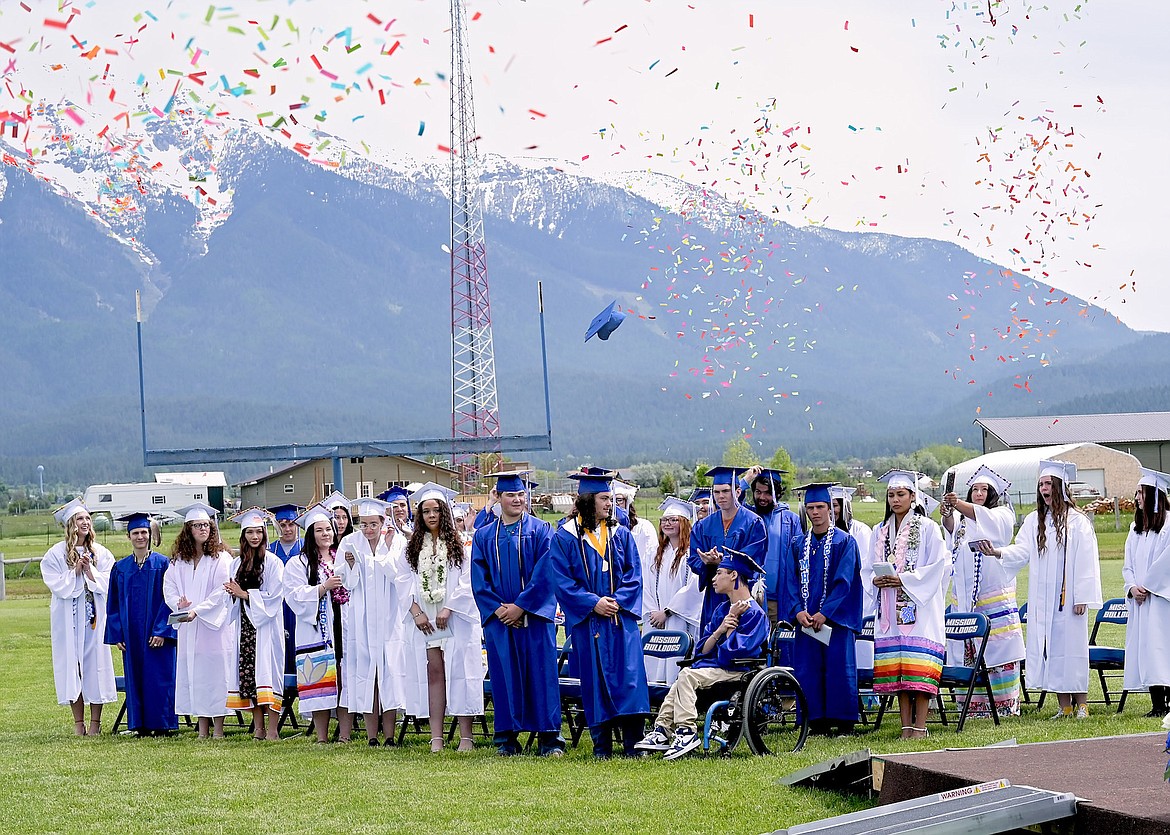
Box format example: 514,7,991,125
1075,705,1089,720
1050,707,1074,720
663,726,702,761
634,726,671,752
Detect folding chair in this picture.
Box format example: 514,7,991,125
1089,598,1129,711
641,629,694,710
855,616,878,727
556,636,588,747
1016,602,1047,708
936,612,1000,732
768,621,796,668
275,672,302,732
110,675,129,734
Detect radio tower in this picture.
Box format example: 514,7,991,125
449,0,500,492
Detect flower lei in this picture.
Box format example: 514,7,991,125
891,513,922,572
418,535,448,605
801,528,833,613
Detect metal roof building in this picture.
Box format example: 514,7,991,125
975,412,1170,472
942,442,1142,505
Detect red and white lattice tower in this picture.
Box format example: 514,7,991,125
448,0,500,491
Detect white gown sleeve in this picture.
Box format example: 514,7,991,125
40,544,83,600
190,553,233,630
1122,526,1139,598
243,554,285,626
899,520,948,607
1068,512,1103,609
1143,528,1170,600
283,556,322,620
998,513,1038,576
445,555,478,620
84,545,115,598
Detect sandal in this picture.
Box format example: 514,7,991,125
88,721,101,737
457,736,475,753
74,720,87,737
431,737,445,753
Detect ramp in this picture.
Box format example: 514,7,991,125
773,780,1076,835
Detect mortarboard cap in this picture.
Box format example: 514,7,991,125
796,482,837,505
703,466,741,486
268,504,301,523
718,547,764,583
320,491,351,511
967,465,1011,496
658,497,696,522
377,486,411,505
53,497,89,526
1139,467,1170,493
175,502,218,524
569,471,613,495
352,497,393,519
116,512,153,532
231,507,271,530
413,481,457,507
584,300,626,342
295,504,334,530
878,469,921,493
690,487,712,503
488,469,532,493
919,494,941,516
1038,459,1077,487
829,486,857,500
452,501,472,518
611,479,637,499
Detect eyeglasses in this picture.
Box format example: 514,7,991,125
358,521,382,530
190,522,211,530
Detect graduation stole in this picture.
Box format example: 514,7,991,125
584,521,609,559
800,528,833,615
576,521,618,625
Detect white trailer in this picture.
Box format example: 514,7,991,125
82,482,217,526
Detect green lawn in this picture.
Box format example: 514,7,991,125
0,507,1156,834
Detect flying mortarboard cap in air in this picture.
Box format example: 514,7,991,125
268,504,301,523
718,547,764,586
352,497,393,519
231,507,271,530
320,491,352,511
53,497,89,526
968,465,1011,496
116,512,153,532
377,486,412,505
489,469,532,493
568,471,614,495
175,502,218,524
412,481,457,507
796,482,837,506
690,487,712,503
584,300,626,342
658,497,696,522
295,504,334,530
878,469,921,493
703,466,741,486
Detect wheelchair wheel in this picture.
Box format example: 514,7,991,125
742,666,809,755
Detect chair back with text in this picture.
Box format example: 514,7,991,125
939,611,999,732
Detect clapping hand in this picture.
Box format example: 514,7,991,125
699,547,722,566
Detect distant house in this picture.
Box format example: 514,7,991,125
234,456,460,511
942,442,1141,504
975,412,1170,472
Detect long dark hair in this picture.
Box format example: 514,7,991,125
572,493,614,532
1037,477,1076,553
834,498,849,532
301,519,337,585
967,484,1001,509
172,521,227,562
236,528,267,589
655,516,691,575
628,500,640,526
1135,485,1167,535
406,499,465,571
334,506,354,540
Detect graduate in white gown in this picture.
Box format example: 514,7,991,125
641,497,702,686
283,505,349,742
833,487,874,672
401,483,484,752
41,498,117,736
1122,468,1170,716
224,508,286,741
334,497,407,746
863,471,948,740
614,480,659,565
941,465,1025,717
982,459,1102,719
162,502,233,738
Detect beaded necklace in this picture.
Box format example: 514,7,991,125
800,528,833,613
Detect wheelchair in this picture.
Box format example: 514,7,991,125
659,623,810,756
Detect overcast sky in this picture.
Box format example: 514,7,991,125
3,0,1166,330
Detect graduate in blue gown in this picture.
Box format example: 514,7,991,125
743,467,805,625
550,471,650,758
785,483,863,735
104,513,177,735
470,471,566,756
689,466,768,636
267,504,302,675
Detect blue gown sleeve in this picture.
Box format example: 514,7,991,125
694,602,728,659
104,561,124,646
470,525,504,625
784,535,805,622
549,527,601,630
714,604,769,664
611,527,642,618
687,520,716,590
515,521,559,621
741,513,768,567
150,555,178,641
820,534,862,632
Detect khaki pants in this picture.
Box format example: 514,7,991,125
654,667,742,731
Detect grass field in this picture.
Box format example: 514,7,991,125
0,506,1157,835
